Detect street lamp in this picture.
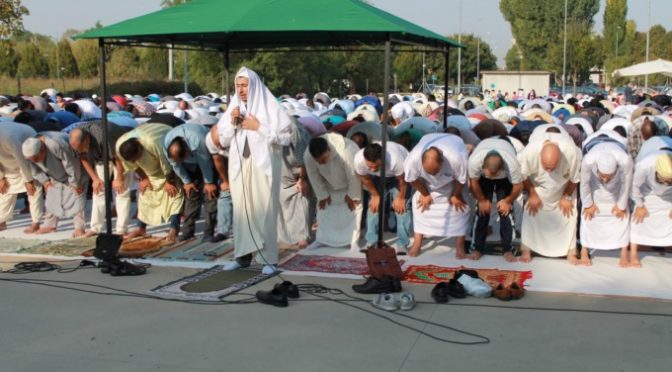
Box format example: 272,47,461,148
562,0,568,96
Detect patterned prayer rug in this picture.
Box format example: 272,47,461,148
17,236,98,256
280,254,405,276
0,238,49,254
150,237,234,261
402,265,533,287
151,265,277,301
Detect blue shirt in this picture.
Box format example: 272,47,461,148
45,111,81,129
163,124,214,184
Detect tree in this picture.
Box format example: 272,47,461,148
0,41,18,76
504,44,523,70
546,21,602,89
447,34,497,85
50,38,79,78
500,0,599,70
0,0,29,41
139,48,169,81
17,42,49,77
71,39,98,78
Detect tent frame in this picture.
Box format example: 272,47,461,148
94,18,456,245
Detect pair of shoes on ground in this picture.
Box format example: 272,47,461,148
493,282,525,301
255,281,299,307
352,276,402,294
431,278,466,303
455,270,492,298
371,292,416,311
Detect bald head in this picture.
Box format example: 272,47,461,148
422,147,443,175
540,141,561,172
69,128,89,154
640,118,657,141
483,151,503,178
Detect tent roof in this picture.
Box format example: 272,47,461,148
613,59,672,78
74,0,461,50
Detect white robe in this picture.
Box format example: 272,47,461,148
630,150,672,246
520,133,582,256
304,133,362,248
579,142,633,249
405,134,470,237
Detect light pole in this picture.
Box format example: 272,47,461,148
457,0,462,95
645,0,651,90
476,37,480,85
562,0,568,97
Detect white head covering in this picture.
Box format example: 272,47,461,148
390,101,415,122
22,137,42,157
218,66,292,180
596,153,618,174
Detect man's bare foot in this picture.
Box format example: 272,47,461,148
296,239,309,249
520,249,532,263
164,228,177,243
123,228,146,240
567,250,580,265
468,250,483,260
36,227,57,234
0,222,6,231
579,249,592,266
503,251,518,263
455,246,467,259
72,229,86,238
83,230,98,238
23,223,40,234
629,259,642,268
408,244,422,257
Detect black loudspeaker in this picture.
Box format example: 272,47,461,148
93,233,123,260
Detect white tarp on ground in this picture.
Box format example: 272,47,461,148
613,58,672,78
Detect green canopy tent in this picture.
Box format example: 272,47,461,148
75,0,463,243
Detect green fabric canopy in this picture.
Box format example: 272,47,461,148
75,0,461,50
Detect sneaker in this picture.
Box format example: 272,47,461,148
398,292,416,311
371,293,399,311
457,275,492,298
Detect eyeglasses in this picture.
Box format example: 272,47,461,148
655,172,672,186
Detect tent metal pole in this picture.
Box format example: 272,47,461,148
378,33,391,244
225,46,230,104
98,38,113,235
443,46,449,130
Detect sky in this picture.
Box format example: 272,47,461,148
20,0,672,67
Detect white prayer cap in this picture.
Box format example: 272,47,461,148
596,153,618,175
22,137,42,158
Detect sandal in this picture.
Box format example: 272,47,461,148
509,282,525,300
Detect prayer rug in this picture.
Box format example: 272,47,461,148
151,265,277,301
280,254,405,276
402,264,533,287
0,238,48,254
120,236,173,258
18,236,97,256
151,237,234,261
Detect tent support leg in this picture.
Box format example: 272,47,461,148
378,34,391,244
98,38,113,235
443,47,449,130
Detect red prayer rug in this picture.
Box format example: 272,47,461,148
402,264,533,287
280,254,405,276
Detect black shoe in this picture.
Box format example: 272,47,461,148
201,234,213,243
274,281,299,299
255,288,289,307
455,269,479,280
446,278,466,299
352,276,402,294
431,282,449,303
177,234,194,242
211,233,227,243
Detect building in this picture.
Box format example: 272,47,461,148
481,71,551,97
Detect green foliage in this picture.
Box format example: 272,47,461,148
505,44,523,70
0,41,18,77
49,38,79,78
546,21,602,86
17,43,49,78
71,39,98,78
0,0,29,40
500,0,599,70
139,48,169,80
447,34,497,85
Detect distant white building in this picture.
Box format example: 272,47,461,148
481,70,551,96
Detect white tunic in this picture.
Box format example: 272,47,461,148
579,142,633,249
304,133,362,247
630,149,672,246
404,133,471,237
0,123,37,193
468,138,524,183
520,133,582,256
354,141,408,178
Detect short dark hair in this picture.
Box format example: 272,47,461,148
64,102,80,116
350,132,369,149
444,126,461,136
168,137,189,161
308,137,329,159
363,143,383,162
545,126,561,134
14,111,32,124
118,138,142,161
17,98,32,111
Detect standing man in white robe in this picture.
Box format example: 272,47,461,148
629,145,672,268
579,131,633,267
354,141,412,254
303,133,362,251
217,67,291,274
519,126,582,263
0,123,44,233
405,133,470,258
468,137,524,262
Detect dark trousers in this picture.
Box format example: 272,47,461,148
181,167,218,237
471,177,513,253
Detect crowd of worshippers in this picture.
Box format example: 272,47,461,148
1,68,671,274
